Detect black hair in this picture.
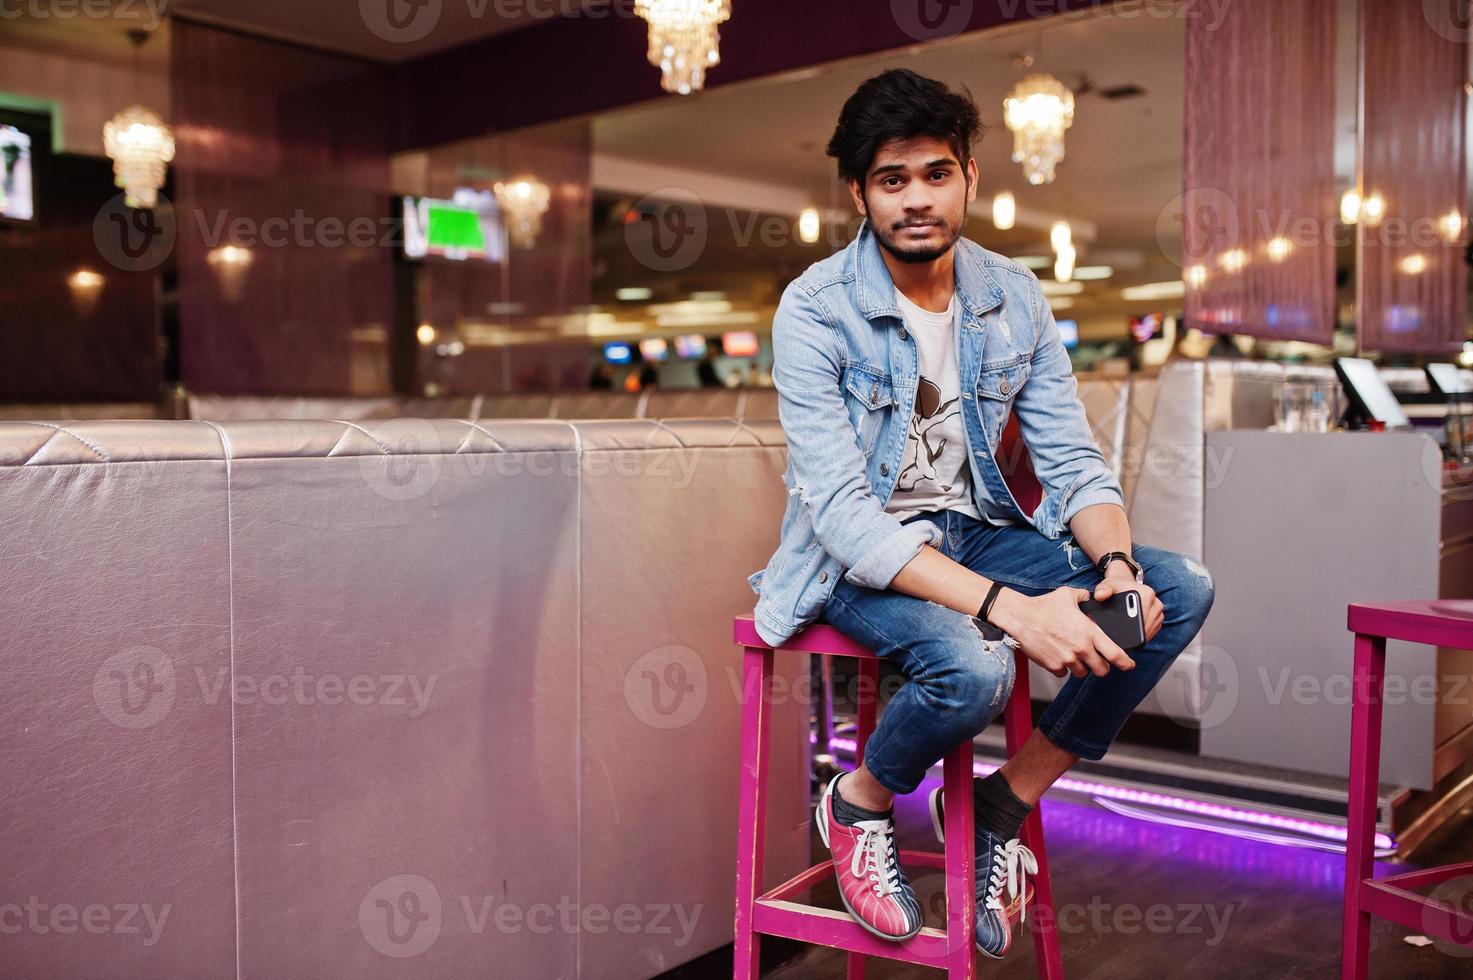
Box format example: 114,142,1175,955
826,68,985,187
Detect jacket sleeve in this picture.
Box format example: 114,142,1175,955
770,280,941,590
1012,274,1125,535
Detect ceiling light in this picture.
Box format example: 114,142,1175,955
1185,264,1207,288
1054,241,1075,282
1047,297,1074,310
992,192,1016,230
1072,265,1113,280
102,30,173,210
616,287,654,301
416,324,437,345
1050,221,1072,252
1004,74,1075,185
797,207,821,244
1039,280,1084,296
1266,237,1291,262
493,177,551,248
1340,190,1361,225
1440,209,1464,245
634,0,731,95
1361,193,1385,226
1011,255,1051,269
1399,254,1427,275
1218,249,1248,273
1121,280,1187,301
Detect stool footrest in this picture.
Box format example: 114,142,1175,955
752,899,961,966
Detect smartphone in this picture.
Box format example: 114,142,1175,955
1079,590,1147,651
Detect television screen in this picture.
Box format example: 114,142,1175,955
402,190,504,262
722,330,759,357
673,334,707,359
639,337,668,362
604,342,633,365
1055,318,1079,349
0,125,35,223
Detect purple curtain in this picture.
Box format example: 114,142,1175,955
1183,0,1337,344
1356,0,1468,353
171,21,394,395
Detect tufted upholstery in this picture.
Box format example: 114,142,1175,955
0,417,809,979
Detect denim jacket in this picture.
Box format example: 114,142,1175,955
746,217,1124,648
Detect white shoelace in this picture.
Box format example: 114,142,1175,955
849,818,902,897
982,838,1038,922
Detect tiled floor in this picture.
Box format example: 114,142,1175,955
661,790,1473,978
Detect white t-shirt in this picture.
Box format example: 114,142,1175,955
885,289,982,521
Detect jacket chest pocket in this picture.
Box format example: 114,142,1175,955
844,367,895,456
976,357,1031,404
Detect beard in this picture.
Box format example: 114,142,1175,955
870,209,967,265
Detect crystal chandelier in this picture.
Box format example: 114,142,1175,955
1004,74,1075,186
634,0,731,95
103,30,173,210
104,104,175,209
493,177,551,249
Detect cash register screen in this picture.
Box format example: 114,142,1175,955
1336,357,1411,428
1426,362,1468,397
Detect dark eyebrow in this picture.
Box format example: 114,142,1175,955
871,157,959,178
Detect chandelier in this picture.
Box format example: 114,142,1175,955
634,0,731,95
1003,74,1075,186
104,104,175,209
103,30,173,210
493,177,551,249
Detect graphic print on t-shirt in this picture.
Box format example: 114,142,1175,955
897,375,960,491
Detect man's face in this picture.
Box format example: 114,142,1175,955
848,135,977,265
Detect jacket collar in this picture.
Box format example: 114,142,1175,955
852,216,1005,323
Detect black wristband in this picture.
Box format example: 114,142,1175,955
977,581,1005,624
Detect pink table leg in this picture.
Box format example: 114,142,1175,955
735,645,774,980
1341,632,1386,980
1005,649,1064,980
942,738,978,978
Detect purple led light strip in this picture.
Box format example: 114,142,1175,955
825,735,1395,852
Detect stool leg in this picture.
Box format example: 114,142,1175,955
1004,650,1064,980
735,645,774,980
854,656,879,762
845,656,880,980
942,738,977,979
1341,632,1385,980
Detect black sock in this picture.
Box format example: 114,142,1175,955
831,775,893,827
973,770,1032,842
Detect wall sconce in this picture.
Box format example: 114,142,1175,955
67,268,104,317
796,207,821,244
206,244,254,302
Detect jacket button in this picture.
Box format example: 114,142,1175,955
880,462,890,476
818,571,828,583
898,328,909,341
1000,379,1011,395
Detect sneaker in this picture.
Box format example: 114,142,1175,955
928,785,1037,959
815,773,923,942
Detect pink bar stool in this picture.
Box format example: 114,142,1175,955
732,614,1065,979
1342,600,1473,978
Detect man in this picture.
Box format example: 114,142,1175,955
745,69,1214,958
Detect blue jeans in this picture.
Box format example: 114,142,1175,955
819,509,1216,795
